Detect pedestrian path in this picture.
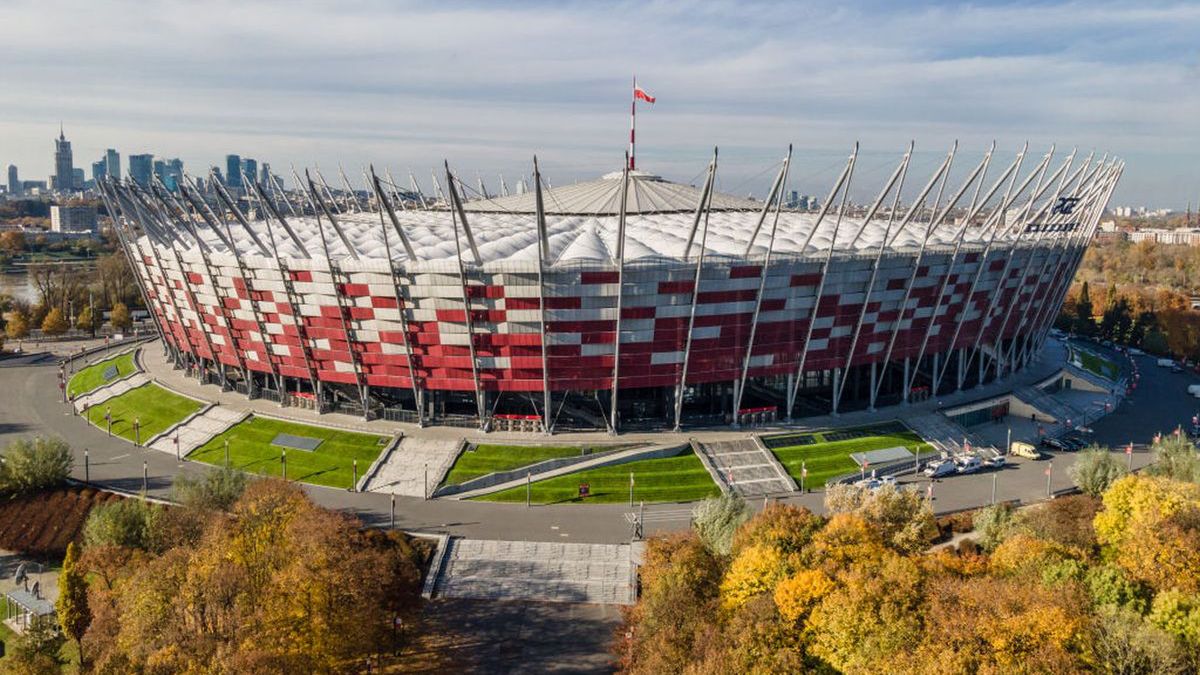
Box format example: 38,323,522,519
146,406,249,457
73,372,150,412
432,538,635,605
692,438,796,496
905,412,990,454
1013,385,1087,426
363,437,463,497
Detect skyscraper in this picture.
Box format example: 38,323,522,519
72,168,85,188
105,148,120,179
260,162,272,186
241,158,257,187
54,125,75,190
225,154,242,189
7,164,19,195
153,159,166,183
129,154,154,187
92,160,107,183
164,158,184,192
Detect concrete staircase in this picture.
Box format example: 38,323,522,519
73,373,150,411
692,438,796,497
363,437,463,497
1013,386,1087,426
432,538,635,605
147,406,249,456
905,412,990,454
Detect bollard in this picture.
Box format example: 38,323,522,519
142,461,148,494
224,439,230,468
390,492,395,530
84,448,89,484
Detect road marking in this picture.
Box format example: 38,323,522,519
112,453,129,460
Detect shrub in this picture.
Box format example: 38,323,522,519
1148,434,1200,483
0,436,73,495
172,464,249,511
973,503,1015,551
1068,446,1129,496
83,498,159,550
40,307,68,336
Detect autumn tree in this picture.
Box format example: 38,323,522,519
6,307,29,339
0,229,25,255
40,306,68,335
110,301,131,331
0,616,66,675
76,305,98,336
824,483,937,553
56,542,92,665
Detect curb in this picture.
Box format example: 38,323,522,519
420,533,452,599
359,433,404,492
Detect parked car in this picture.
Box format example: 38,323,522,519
1041,437,1070,452
1172,364,1184,374
983,454,1007,469
923,459,957,478
1158,358,1176,368
955,456,984,475
853,475,897,491
1009,441,1045,460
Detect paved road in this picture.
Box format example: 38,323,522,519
0,338,1182,544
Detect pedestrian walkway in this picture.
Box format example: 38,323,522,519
363,437,463,497
146,406,249,457
73,372,150,412
1013,385,1087,426
432,538,635,605
693,438,796,497
904,411,990,454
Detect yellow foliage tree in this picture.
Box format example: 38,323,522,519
774,568,835,623
804,513,887,574
1094,474,1200,550
989,533,1079,578
720,544,790,611
1117,509,1200,595
41,307,68,336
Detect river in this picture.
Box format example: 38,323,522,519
0,273,40,303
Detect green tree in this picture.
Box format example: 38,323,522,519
172,464,249,511
1148,433,1200,483
691,493,750,556
1068,446,1129,496
972,503,1016,551
1075,281,1095,335
0,436,73,495
0,616,66,675
83,498,159,550
1091,608,1186,675
110,301,132,331
56,541,91,664
40,306,68,336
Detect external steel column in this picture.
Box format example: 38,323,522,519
442,165,486,427
533,157,555,434
673,149,718,431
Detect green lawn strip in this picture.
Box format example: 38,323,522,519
84,383,203,443
187,416,389,489
1077,349,1118,380
442,444,615,486
769,429,931,488
475,450,719,504
68,352,137,398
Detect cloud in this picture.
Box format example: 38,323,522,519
0,0,1196,206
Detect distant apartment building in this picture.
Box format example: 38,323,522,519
7,165,19,195
129,154,154,187
241,158,257,186
163,158,184,192
1128,228,1200,246
50,204,98,233
92,159,107,182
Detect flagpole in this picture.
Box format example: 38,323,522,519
630,75,637,171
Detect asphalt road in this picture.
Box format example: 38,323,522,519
0,338,1184,544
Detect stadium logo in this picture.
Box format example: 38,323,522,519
1052,196,1080,215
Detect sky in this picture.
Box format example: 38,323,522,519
0,0,1196,208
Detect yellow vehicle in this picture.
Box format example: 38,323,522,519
1009,440,1044,460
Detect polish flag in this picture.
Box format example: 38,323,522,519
634,86,656,104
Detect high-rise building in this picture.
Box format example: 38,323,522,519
105,148,120,179
7,164,19,195
129,154,154,187
153,159,166,183
72,168,85,189
54,126,75,190
92,160,107,182
164,158,184,192
225,154,242,189
259,162,272,186
50,204,98,233
241,158,257,187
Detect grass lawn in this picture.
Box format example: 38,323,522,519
1075,348,1119,380
187,416,390,489
68,351,137,397
763,423,932,489
442,444,618,486
475,449,719,505
84,383,203,443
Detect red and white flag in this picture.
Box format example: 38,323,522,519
634,86,656,104
1125,442,1133,455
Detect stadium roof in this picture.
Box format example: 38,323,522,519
463,170,763,214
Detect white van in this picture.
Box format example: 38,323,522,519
1158,358,1176,368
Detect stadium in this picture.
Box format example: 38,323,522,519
100,144,1121,433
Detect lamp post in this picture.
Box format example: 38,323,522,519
281,450,287,481
224,438,230,468
84,447,89,484
1045,462,1053,498
134,417,140,446
353,459,358,491
142,461,147,493
390,492,395,529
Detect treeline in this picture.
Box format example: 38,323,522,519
0,252,141,344
617,436,1200,674
1057,279,1200,361
1076,238,1200,295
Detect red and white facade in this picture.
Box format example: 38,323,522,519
104,147,1121,431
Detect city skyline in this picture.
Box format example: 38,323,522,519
0,1,1196,206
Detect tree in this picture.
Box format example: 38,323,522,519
83,498,159,550
172,464,250,512
0,616,66,675
110,301,131,331
40,306,68,336
691,493,750,556
1091,609,1187,675
731,503,823,558
6,308,29,339
1075,281,1095,335
972,502,1015,551
824,483,937,554
56,542,91,665
1148,433,1200,483
76,305,97,336
0,436,73,495
720,543,791,611
1148,590,1200,672
1094,474,1200,550
0,230,25,255
1068,446,1129,496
